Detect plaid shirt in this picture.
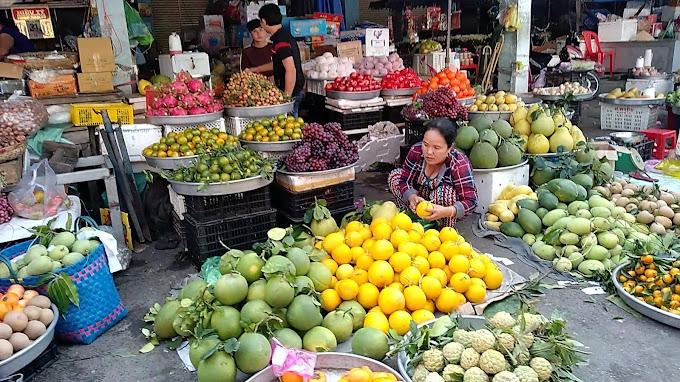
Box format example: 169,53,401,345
397,143,478,219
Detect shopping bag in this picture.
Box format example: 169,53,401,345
8,159,71,219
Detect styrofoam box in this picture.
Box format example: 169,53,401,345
598,20,637,42
276,167,356,192
625,78,674,95
355,134,405,172
99,124,162,162
473,163,530,214
412,52,446,76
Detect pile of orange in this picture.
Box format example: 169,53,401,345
416,68,475,99
0,284,39,318
318,212,503,336
619,255,680,315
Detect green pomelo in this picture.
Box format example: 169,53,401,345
287,295,322,331
240,300,273,326
273,328,303,349
154,300,180,339
491,119,512,139
303,326,337,352
211,306,242,340
338,301,366,330
470,115,493,132
307,262,332,291
219,249,242,274
286,247,311,276
198,351,236,382
264,275,295,308
351,328,389,360
322,310,354,343
235,332,272,373
455,126,479,151
531,115,555,136
294,276,316,292
497,142,523,167
469,141,498,169
264,255,296,278
247,279,267,301
479,129,500,148
293,231,315,249
214,273,248,306
189,337,221,368
236,252,265,283
181,279,207,301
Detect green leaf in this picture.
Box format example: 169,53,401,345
222,338,240,353
484,295,521,317
606,295,642,318
139,343,155,353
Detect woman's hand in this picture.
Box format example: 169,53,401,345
408,194,425,212
423,204,455,221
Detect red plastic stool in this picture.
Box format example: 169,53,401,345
641,128,677,160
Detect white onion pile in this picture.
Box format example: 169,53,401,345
304,52,355,80
0,194,13,224
354,53,404,77
533,82,591,96
0,99,48,149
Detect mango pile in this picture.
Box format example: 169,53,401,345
510,104,586,155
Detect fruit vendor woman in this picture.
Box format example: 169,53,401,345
388,118,478,226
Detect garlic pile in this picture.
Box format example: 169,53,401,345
533,82,592,96
303,53,355,80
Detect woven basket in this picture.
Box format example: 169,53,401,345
0,240,128,344
0,142,26,163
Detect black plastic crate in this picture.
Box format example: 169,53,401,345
185,209,277,264
272,182,355,222
383,105,405,123
632,139,654,161
404,119,426,145
183,187,271,221
19,339,58,381
327,109,383,131
399,144,412,164
172,211,187,251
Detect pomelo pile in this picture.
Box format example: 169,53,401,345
509,105,586,155
467,91,520,112
455,115,526,169
318,201,504,336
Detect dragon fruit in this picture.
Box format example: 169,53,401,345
171,81,189,95
187,78,204,93
169,107,188,116
159,94,178,108
188,107,208,115
176,70,193,83
195,92,213,107
180,94,198,109
206,103,223,113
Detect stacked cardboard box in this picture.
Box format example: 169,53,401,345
77,37,115,94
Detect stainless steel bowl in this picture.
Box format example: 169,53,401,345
326,90,381,100
146,111,224,125
168,175,272,196
224,102,295,118
0,305,58,376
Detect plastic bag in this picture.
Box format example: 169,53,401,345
8,159,71,219
655,158,680,178
0,98,48,149
124,2,153,46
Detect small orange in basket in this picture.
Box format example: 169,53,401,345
280,372,303,382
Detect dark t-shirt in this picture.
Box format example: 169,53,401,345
270,28,304,96
242,44,273,77
0,26,35,55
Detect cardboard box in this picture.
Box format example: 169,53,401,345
0,63,24,79
77,37,115,73
77,72,113,93
290,19,326,38
28,73,77,98
337,41,362,63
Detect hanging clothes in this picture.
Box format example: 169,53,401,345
291,0,314,16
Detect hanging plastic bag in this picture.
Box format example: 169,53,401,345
8,159,71,219
124,1,153,46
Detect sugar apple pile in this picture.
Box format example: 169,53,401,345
410,312,556,382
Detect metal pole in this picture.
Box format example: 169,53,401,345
446,0,452,66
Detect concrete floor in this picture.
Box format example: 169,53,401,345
32,83,680,381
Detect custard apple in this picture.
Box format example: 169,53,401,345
478,349,508,375
443,342,465,363
463,367,489,382
423,349,446,372
414,363,430,382
471,329,496,353
452,329,473,347
496,333,515,354
513,331,534,349
488,312,516,330
518,313,546,333
529,357,553,382
460,348,480,370
513,366,538,382
516,351,531,366
443,364,466,382
492,371,520,382
425,372,446,382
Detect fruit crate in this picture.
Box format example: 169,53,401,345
224,116,256,136
600,103,659,131
327,109,383,131
70,103,134,126
184,209,277,265
183,186,271,221
383,105,405,124
404,119,427,145
16,339,58,380
622,139,655,161
98,124,162,162
164,118,227,134
272,181,355,222
172,211,187,252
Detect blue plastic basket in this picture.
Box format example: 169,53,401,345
0,240,127,344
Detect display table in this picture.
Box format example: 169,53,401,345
600,40,680,74
0,196,80,244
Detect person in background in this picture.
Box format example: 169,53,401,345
0,15,34,58
257,4,305,116
241,19,273,78
388,118,478,226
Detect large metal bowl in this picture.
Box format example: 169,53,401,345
0,305,58,376
246,352,403,382
612,264,680,329
597,94,665,106
381,88,418,97
534,92,595,102
224,102,295,118
144,155,198,170
397,316,486,382
240,140,300,152
168,175,273,196
326,90,381,101
472,159,528,173
146,111,223,125
467,110,512,121
457,96,475,106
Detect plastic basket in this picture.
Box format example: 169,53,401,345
185,209,277,265
600,103,659,131
224,116,256,136
272,181,355,222
172,210,187,252
404,119,427,145
383,105,406,123
99,124,162,162
327,109,382,131
306,79,331,96
164,118,227,134
70,103,134,127
629,139,655,161
183,186,271,221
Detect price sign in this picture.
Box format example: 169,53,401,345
365,28,389,57
11,7,54,40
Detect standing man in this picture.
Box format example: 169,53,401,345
241,19,273,78
258,4,305,116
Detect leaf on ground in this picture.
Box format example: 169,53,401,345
139,343,155,353
606,295,642,318
484,295,521,317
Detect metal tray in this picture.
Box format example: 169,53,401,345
240,140,300,152
146,111,223,125
609,131,646,145
457,96,475,105
397,316,486,382
168,175,273,196
0,305,58,376
277,162,357,177
326,90,381,101
381,88,418,97
144,155,199,170
467,110,512,121
472,159,528,173
534,92,595,102
247,352,403,382
224,102,295,118
598,94,665,106
612,264,680,329
519,96,543,106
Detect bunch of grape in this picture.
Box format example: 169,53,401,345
223,72,289,107
0,194,13,224
401,88,468,121
284,122,358,172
